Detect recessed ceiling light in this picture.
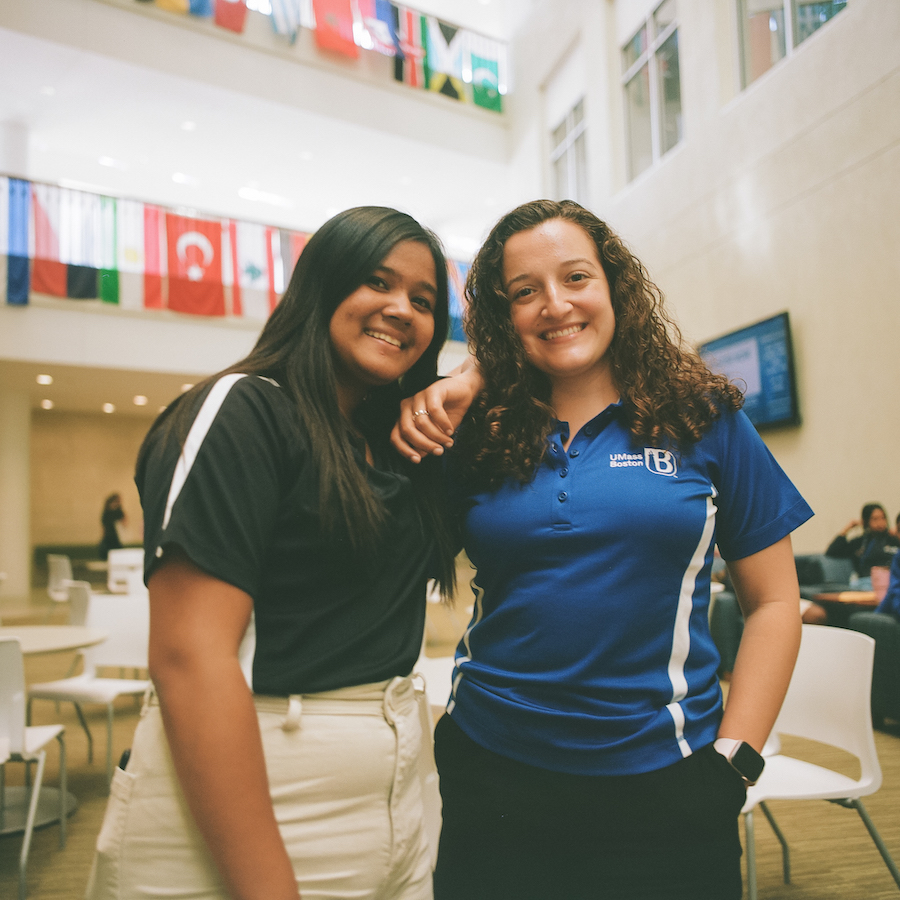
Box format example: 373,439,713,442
238,186,293,208
181,383,195,393
172,172,197,185
133,395,149,406
36,374,53,385
40,399,54,410
39,85,56,97
181,120,197,132
300,151,314,162
158,405,168,413
99,156,128,170
102,403,116,414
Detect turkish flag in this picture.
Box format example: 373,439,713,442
166,213,226,316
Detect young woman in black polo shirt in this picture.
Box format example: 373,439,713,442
87,207,456,900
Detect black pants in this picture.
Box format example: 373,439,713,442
433,715,746,900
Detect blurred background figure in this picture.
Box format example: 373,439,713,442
99,492,127,559
826,503,900,589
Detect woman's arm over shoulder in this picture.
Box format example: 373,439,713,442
391,363,484,463
149,549,300,900
719,535,802,752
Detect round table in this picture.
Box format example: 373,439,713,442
0,625,107,655
0,625,108,836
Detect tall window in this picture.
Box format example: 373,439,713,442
550,100,587,204
738,0,848,87
622,0,682,182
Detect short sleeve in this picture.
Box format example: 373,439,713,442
707,410,814,561
138,375,299,599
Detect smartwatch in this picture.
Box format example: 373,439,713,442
714,737,765,786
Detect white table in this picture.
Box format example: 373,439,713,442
0,625,107,656
0,625,108,835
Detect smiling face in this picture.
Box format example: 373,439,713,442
329,239,437,415
503,218,617,398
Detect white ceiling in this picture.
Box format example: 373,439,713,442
0,0,522,416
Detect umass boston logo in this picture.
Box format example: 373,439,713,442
609,449,677,476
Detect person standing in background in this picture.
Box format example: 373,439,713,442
99,492,126,559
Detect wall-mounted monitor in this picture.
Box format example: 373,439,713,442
699,311,800,430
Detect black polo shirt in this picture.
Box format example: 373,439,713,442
137,373,432,695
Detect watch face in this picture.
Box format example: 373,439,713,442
732,742,765,783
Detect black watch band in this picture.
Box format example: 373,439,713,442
714,738,765,785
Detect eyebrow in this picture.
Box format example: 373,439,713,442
376,264,437,296
504,257,598,292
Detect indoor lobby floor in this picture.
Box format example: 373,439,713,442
2,588,899,899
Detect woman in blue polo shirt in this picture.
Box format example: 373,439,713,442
394,200,813,900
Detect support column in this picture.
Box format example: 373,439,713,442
0,387,32,602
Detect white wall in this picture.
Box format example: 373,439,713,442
509,0,900,553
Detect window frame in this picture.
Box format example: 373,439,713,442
621,1,682,182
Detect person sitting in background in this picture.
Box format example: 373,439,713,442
826,503,900,586
875,551,900,620
99,492,126,559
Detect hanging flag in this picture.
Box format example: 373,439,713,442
59,188,102,299
0,177,7,303
468,34,504,113
166,213,226,316
446,258,470,343
189,0,213,15
424,17,467,102
156,0,191,16
154,0,189,12
271,0,303,43
392,4,425,87
31,182,67,298
2,177,31,305
279,229,308,288
99,196,119,305
214,0,248,32
233,220,274,320
312,0,358,58
356,0,398,56
471,53,502,112
144,204,167,310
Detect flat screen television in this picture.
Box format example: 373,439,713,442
699,311,800,430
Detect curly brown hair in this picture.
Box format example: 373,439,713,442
454,200,743,490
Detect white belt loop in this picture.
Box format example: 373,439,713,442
281,695,303,731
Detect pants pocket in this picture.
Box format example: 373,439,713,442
86,766,137,899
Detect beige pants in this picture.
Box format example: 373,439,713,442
86,677,438,900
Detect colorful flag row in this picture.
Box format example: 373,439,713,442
1,177,308,319
132,0,506,113
2,176,471,340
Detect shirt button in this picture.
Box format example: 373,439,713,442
560,468,568,478
558,491,568,502
569,449,580,458
585,426,594,436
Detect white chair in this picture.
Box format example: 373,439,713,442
106,548,144,594
46,554,74,604
0,638,67,900
742,624,900,900
27,591,150,786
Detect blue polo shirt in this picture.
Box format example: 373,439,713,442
446,404,813,776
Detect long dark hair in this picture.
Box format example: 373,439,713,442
141,206,456,592
455,200,744,489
